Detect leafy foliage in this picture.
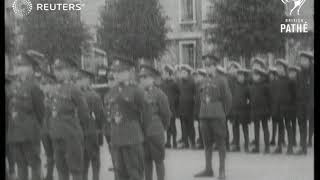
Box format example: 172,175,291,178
207,0,286,64
20,0,91,68
97,0,168,62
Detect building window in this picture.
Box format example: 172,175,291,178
179,0,196,24
179,41,196,68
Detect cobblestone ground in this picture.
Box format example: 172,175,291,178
35,120,313,180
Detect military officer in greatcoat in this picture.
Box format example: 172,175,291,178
7,52,45,180
104,56,152,180
194,54,232,180
296,51,313,155
76,69,106,180
50,58,91,180
249,66,270,154
161,64,180,149
138,64,171,180
177,64,196,149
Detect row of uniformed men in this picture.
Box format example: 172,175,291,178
160,52,313,158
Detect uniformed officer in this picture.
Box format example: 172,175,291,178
5,75,16,180
177,64,196,149
194,68,207,149
104,56,152,180
138,64,171,180
50,58,91,180
7,52,45,180
230,68,251,152
226,62,241,148
249,58,267,146
296,51,313,155
268,66,279,146
249,66,270,153
287,65,300,147
76,69,106,180
161,64,180,149
273,59,294,154
39,70,58,180
194,54,232,180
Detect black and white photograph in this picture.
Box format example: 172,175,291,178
5,0,314,180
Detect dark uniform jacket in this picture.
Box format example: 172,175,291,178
272,76,294,115
227,75,237,117
297,68,313,106
7,80,45,143
177,77,196,117
144,86,171,137
230,81,250,123
160,79,180,118
197,75,232,120
83,89,105,135
249,81,270,119
49,84,90,141
104,83,152,147
268,79,278,117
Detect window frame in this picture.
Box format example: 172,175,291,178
179,40,197,68
178,0,196,24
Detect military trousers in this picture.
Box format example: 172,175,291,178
6,143,15,176
275,111,294,150
252,116,270,150
270,115,278,143
180,115,195,146
42,134,54,180
298,104,308,152
308,108,314,145
12,141,41,180
83,135,101,180
231,116,249,150
200,118,226,171
53,137,84,180
144,135,166,180
113,143,144,180
166,116,177,146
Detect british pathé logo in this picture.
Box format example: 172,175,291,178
12,0,33,17
280,0,310,33
281,0,306,16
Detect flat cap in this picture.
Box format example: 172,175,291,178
251,57,266,69
299,51,313,59
268,66,278,74
253,66,268,76
139,64,161,77
228,61,241,70
197,68,207,76
288,65,301,72
164,64,175,73
216,65,227,74
179,64,193,73
275,59,289,68
237,68,250,74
